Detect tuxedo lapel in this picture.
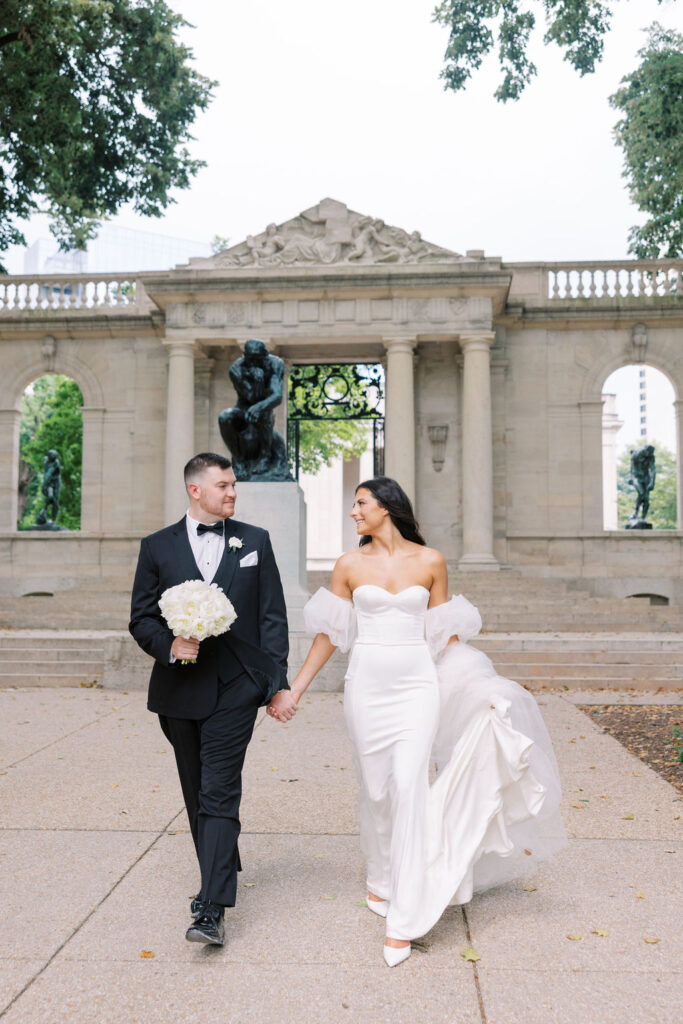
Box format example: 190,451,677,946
215,540,239,594
170,517,204,582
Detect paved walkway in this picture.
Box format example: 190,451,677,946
1,687,681,1024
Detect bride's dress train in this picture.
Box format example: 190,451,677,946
305,586,566,941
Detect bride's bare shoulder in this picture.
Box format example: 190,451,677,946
419,545,446,568
330,550,360,597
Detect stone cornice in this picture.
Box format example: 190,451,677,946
0,309,163,341
499,301,683,330
142,263,512,316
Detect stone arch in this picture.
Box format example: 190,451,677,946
580,344,682,405
3,350,106,532
8,352,104,411
596,353,680,532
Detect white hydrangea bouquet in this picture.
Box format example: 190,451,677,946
159,579,237,664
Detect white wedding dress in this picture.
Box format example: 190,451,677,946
304,585,566,941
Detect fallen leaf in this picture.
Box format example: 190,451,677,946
636,893,646,899
592,929,609,937
314,854,324,859
243,883,256,888
600,794,610,800
622,814,635,820
139,950,155,958
460,948,481,962
321,894,336,900
644,937,660,945
589,766,596,770
571,803,585,809
523,884,538,892
357,898,368,907
523,849,532,856
566,934,582,941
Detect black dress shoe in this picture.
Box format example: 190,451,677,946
190,892,203,918
185,901,225,946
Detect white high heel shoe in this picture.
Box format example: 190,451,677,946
366,895,388,918
383,942,411,967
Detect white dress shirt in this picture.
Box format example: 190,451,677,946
186,511,226,582
169,512,226,663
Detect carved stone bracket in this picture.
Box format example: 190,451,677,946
41,335,56,371
427,424,449,472
631,323,648,363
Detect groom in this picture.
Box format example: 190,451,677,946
129,452,297,946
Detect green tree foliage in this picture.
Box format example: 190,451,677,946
292,420,370,476
211,234,231,254
432,0,671,102
0,0,215,270
616,440,677,529
19,375,83,530
610,24,683,258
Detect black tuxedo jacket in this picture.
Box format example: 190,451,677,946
129,516,289,719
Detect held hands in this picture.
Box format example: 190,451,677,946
267,689,299,723
171,636,200,661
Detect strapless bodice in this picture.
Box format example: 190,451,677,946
352,585,429,646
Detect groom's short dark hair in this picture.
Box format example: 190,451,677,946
184,452,232,487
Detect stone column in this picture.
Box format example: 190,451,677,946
578,400,605,532
458,332,499,570
164,340,195,522
675,400,683,530
0,408,21,530
383,337,416,503
601,393,623,530
80,407,105,532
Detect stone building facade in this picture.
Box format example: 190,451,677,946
1,198,682,604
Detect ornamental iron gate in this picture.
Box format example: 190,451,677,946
287,363,385,480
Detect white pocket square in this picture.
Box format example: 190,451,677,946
239,550,258,567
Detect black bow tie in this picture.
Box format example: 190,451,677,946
196,521,224,536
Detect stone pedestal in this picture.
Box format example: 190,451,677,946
233,481,309,631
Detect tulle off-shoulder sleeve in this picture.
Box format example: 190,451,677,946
426,594,482,657
303,588,357,653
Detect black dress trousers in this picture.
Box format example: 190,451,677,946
158,664,262,908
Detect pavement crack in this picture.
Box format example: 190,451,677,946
461,905,487,1024
0,807,180,1020
0,699,133,771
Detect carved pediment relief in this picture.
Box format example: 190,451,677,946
191,198,465,269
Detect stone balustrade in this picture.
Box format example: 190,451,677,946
0,274,149,313
546,260,683,301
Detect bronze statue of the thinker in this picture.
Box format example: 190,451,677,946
218,339,292,481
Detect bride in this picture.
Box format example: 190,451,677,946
268,476,565,967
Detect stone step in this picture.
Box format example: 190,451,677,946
511,676,680,692
474,634,683,652
0,657,105,674
488,660,682,679
0,647,105,663
478,649,683,664
0,673,105,687
0,635,113,650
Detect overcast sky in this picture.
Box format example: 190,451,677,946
4,0,682,273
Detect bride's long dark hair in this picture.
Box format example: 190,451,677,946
356,476,426,547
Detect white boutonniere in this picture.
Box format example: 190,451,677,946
228,536,243,553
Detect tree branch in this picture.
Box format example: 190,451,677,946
0,32,21,48
0,26,33,50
